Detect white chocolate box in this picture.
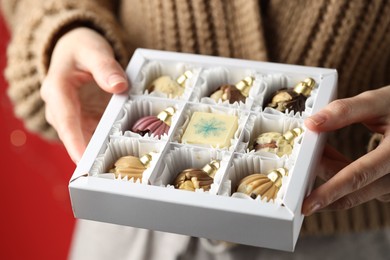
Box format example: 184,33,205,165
69,48,338,251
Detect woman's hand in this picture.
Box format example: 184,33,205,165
40,27,128,163
302,86,390,216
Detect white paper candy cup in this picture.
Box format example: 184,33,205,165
130,60,201,100
192,66,260,110
111,98,185,140
90,137,166,184
153,145,231,195
227,154,288,204
239,112,304,157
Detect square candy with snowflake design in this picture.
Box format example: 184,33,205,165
181,111,238,148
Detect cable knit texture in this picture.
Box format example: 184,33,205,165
1,0,389,236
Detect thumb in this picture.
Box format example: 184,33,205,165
76,34,128,94
305,89,389,132
304,99,354,132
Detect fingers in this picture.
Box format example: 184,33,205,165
53,27,129,94
302,86,390,215
305,86,390,133
316,145,351,182
57,113,86,164
41,74,87,163
73,29,128,93
78,49,128,93
302,137,390,215
326,174,390,210
41,27,129,162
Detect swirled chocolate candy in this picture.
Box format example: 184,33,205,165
173,160,220,191
210,76,253,104
236,168,288,201
147,71,193,98
267,78,315,113
253,127,303,156
132,106,176,138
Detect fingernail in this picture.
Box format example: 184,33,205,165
305,203,322,216
108,74,126,88
308,114,326,126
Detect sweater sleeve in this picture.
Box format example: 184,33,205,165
1,0,130,139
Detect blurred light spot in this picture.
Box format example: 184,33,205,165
10,129,27,147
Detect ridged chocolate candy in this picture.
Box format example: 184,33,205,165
236,168,288,201
109,152,155,181
132,106,176,138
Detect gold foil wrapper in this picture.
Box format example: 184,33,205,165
293,77,315,97
156,106,176,126
176,70,193,87
235,76,254,97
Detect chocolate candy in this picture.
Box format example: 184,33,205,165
173,160,220,191
181,111,238,148
236,168,288,201
132,106,176,138
109,152,155,181
253,128,303,156
147,71,193,98
210,76,253,103
267,78,315,113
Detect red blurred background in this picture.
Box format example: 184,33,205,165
0,14,75,260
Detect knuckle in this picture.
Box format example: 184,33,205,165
350,160,378,191
350,157,389,192
96,57,118,72
329,99,352,116
351,169,370,191
358,90,376,102
332,197,356,210
40,74,62,101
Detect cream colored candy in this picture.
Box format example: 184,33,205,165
236,168,288,201
254,132,293,156
181,112,238,148
149,76,184,98
254,128,304,157
109,153,155,181
148,71,193,98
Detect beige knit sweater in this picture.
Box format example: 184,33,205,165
1,0,389,235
